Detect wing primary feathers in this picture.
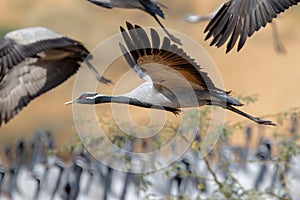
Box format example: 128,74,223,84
204,0,300,52
119,42,148,81
236,17,248,52
216,15,238,47
210,34,222,47
134,25,152,55
204,3,229,33
118,42,137,70
126,23,146,57
150,28,161,54
161,37,171,51
120,26,139,61
119,22,219,92
211,13,231,39
226,17,243,53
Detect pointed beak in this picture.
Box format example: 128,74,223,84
64,99,76,105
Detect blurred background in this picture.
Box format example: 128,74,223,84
0,0,299,148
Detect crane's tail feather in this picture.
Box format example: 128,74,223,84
209,90,243,106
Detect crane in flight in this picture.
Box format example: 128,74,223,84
66,22,275,126
0,27,111,126
87,0,181,45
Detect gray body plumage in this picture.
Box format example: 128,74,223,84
123,82,238,109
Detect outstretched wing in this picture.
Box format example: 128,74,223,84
0,27,110,125
0,53,81,126
119,22,217,92
0,33,86,82
204,0,300,53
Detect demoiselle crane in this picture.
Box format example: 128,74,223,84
65,22,275,126
204,0,300,53
86,0,181,45
0,27,111,126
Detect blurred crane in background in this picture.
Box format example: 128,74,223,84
86,0,181,45
0,121,299,199
0,27,111,126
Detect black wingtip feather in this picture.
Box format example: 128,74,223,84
161,37,171,50
120,26,126,33
118,42,136,69
126,21,134,30
150,28,160,54
204,0,300,53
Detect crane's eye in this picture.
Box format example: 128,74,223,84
81,95,86,99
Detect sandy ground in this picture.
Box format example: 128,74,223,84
0,0,299,148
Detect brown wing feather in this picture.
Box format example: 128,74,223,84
205,0,300,53
120,22,217,91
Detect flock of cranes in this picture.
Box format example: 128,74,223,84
2,0,299,126
0,0,300,199
0,126,299,200
0,27,111,126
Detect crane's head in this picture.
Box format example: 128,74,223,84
65,92,104,105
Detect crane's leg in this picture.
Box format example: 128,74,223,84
226,105,276,126
85,56,112,84
271,22,286,54
151,14,182,45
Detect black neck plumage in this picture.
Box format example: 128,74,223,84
95,96,180,115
